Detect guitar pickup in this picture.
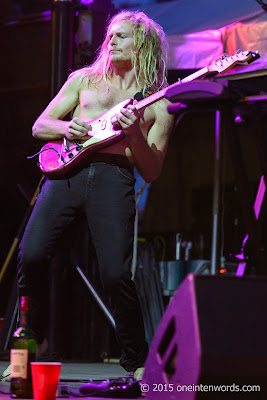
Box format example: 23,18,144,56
101,119,107,130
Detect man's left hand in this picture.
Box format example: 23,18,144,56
117,102,141,137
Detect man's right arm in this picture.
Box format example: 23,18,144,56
32,72,91,141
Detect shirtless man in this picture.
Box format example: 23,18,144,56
13,10,174,380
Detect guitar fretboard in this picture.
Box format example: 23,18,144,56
136,89,166,111
135,66,211,111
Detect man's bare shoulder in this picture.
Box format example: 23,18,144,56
69,69,108,94
67,68,88,84
150,97,172,116
67,67,93,89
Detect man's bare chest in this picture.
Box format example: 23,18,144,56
79,88,155,130
80,88,135,115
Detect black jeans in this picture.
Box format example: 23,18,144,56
17,154,148,372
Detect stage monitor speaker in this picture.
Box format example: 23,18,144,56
143,273,267,399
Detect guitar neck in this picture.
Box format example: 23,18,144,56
181,66,210,83
135,66,210,111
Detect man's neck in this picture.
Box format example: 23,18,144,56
110,68,139,91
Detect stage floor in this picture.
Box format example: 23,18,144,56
0,361,142,399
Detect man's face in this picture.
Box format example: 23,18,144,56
107,20,135,67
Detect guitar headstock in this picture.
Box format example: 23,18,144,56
209,50,260,74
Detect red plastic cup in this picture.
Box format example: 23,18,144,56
30,362,61,400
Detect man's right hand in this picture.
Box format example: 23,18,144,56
65,117,92,140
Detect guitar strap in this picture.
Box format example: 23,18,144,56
134,89,153,101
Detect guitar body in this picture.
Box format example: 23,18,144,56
38,99,131,177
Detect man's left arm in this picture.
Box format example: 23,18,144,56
119,100,174,182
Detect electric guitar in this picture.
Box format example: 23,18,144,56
37,50,259,177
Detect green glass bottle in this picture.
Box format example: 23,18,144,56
10,296,36,398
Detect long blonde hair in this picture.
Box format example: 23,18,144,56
75,11,168,93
